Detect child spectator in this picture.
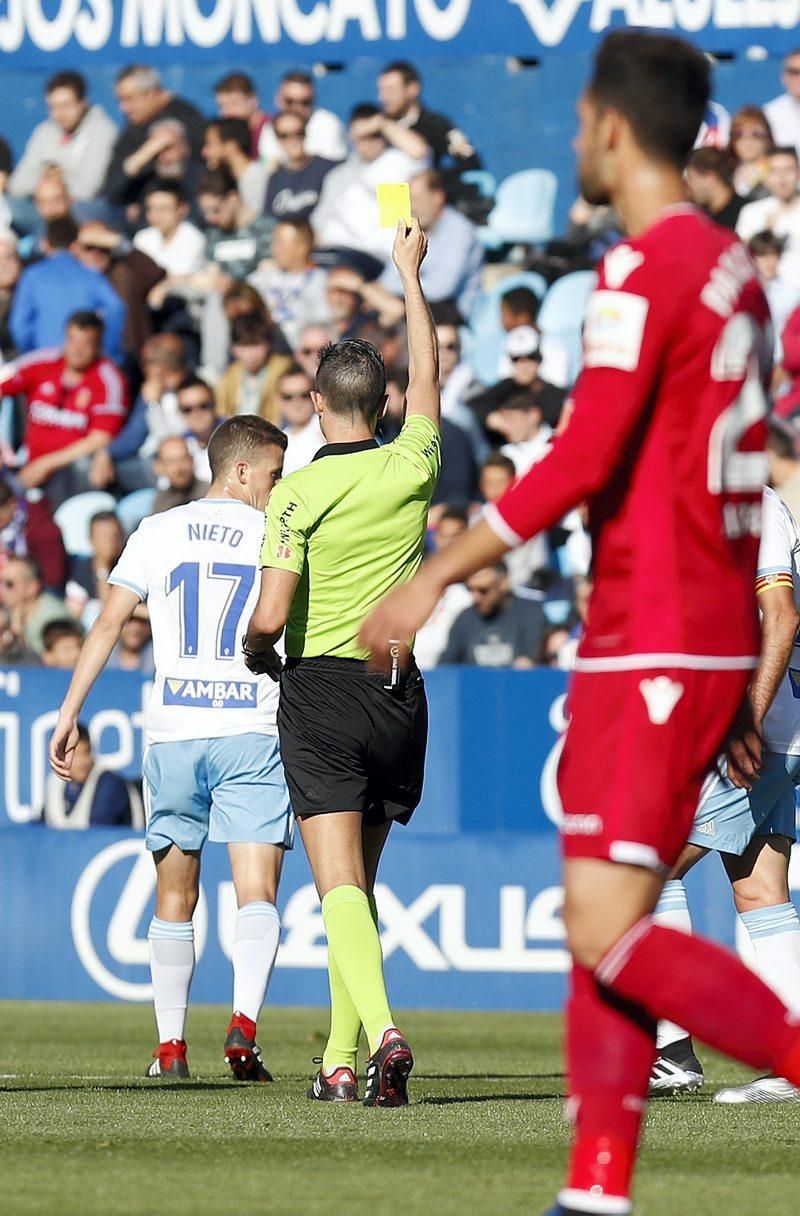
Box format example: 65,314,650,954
42,618,83,669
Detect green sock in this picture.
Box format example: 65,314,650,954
322,886,392,1056
321,894,379,1074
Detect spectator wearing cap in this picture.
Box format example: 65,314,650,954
74,220,165,358
0,555,67,654
765,49,800,159
202,118,270,218
347,169,483,321
215,313,292,425
264,111,341,223
0,475,67,593
42,618,83,669
41,722,134,829
250,218,330,351
498,287,570,390
90,333,187,495
766,421,800,519
748,231,799,361
177,376,223,481
8,71,116,211
377,61,481,182
311,103,429,277
275,364,324,474
685,147,744,231
737,147,800,288
471,326,566,435
259,70,347,166
730,106,774,200
153,435,209,514
105,65,206,214
10,216,126,362
0,311,128,507
440,562,547,668
214,72,271,160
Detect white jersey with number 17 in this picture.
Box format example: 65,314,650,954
109,498,277,744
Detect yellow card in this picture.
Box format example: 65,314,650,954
376,182,412,228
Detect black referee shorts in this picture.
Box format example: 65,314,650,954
277,656,428,826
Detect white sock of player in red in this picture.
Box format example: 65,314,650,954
232,902,281,1025
148,917,195,1042
652,880,691,1050
740,903,800,1016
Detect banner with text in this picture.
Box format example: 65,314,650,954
0,1,794,68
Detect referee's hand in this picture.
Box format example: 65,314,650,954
360,576,440,670
392,217,427,279
243,644,283,682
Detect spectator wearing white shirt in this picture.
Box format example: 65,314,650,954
737,147,800,288
249,218,330,350
133,179,206,282
311,103,429,276
275,364,324,474
259,70,347,167
765,49,800,158
177,376,222,482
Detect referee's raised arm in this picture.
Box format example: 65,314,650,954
392,217,441,430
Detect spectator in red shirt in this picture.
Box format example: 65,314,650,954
0,310,128,507
0,475,68,592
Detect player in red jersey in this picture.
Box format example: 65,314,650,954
0,309,128,506
361,31,800,1216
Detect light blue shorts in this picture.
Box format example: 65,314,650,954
143,733,293,854
687,750,800,856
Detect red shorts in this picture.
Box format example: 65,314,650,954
557,666,751,871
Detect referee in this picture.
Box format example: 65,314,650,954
244,218,441,1107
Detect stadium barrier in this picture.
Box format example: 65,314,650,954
1,666,791,1009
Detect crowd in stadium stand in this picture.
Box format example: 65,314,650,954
2,51,800,695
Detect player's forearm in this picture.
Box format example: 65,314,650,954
400,272,440,424
748,601,800,726
416,518,511,598
58,615,126,721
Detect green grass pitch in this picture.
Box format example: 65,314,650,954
1,1002,799,1215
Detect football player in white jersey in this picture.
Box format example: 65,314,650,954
650,482,800,1102
51,416,291,1081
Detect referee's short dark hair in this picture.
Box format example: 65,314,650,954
208,416,287,480
588,31,709,168
316,339,386,423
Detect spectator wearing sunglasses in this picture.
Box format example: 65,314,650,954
73,220,165,359
469,326,566,438
264,112,341,223
730,106,774,200
765,49,800,160
259,70,347,167
292,322,334,381
0,555,67,655
214,312,292,426
275,364,323,474
177,375,222,482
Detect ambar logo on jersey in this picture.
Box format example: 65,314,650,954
163,678,257,709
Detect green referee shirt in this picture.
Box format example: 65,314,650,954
261,414,441,660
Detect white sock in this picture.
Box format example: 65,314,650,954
558,1189,631,1214
740,902,800,1016
653,880,692,1050
232,902,281,1024
148,917,195,1043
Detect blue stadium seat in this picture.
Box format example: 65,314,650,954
479,170,558,249
466,270,548,385
460,169,497,200
116,488,157,535
53,491,117,557
537,271,596,387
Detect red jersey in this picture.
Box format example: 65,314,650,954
0,349,128,462
487,206,770,669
